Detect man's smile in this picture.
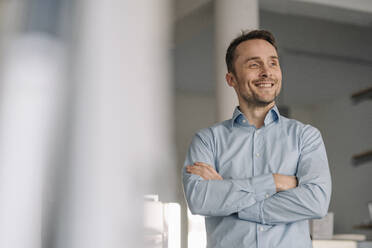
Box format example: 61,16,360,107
253,80,275,88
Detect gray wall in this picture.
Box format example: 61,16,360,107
312,98,372,238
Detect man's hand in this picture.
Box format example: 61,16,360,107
186,162,223,180
273,174,298,192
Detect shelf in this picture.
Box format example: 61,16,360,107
351,86,372,103
312,240,357,248
353,223,372,230
352,149,372,166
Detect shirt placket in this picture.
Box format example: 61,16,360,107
252,128,268,248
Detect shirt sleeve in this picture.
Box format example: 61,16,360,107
183,129,277,217
238,125,332,225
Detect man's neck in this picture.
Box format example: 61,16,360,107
239,101,275,129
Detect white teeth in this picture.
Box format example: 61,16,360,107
256,83,273,88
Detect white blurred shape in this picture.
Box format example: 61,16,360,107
57,0,173,248
0,34,64,248
164,203,181,248
187,208,206,248
144,196,181,248
144,198,165,235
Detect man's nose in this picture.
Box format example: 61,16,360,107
259,64,271,78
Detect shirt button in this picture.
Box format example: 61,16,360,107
265,194,270,198
256,130,260,134
242,119,246,123
259,227,264,231
256,153,260,157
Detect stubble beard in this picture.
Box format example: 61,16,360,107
241,86,280,108
242,93,277,107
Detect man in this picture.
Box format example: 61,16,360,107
182,30,332,248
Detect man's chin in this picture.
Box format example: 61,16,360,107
252,96,276,107
255,100,275,107
242,98,275,107
241,93,277,107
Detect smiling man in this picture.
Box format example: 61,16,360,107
182,30,332,248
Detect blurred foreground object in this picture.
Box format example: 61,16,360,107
0,0,173,248
144,195,181,248
0,0,66,247
0,32,65,248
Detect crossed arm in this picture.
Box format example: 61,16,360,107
183,126,332,224
187,162,297,192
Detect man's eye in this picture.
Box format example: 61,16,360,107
249,63,259,68
270,61,278,66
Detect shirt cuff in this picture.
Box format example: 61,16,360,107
250,173,276,202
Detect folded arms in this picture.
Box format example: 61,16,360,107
182,126,332,224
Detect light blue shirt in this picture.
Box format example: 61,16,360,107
182,106,332,248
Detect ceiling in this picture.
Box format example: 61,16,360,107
175,0,372,27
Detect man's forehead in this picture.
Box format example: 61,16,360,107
235,39,278,58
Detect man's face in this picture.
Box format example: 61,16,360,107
228,39,282,107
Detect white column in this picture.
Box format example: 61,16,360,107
215,0,259,121
57,1,173,248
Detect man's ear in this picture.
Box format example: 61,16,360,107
226,72,236,87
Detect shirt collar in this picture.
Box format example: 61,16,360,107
231,107,243,127
264,105,280,125
231,105,280,128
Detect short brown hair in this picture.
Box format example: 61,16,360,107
225,29,277,74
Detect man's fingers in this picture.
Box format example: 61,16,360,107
188,165,210,175
187,165,203,174
186,165,222,180
194,162,211,167
194,162,217,173
193,162,220,175
186,165,209,179
195,163,217,173
186,165,196,173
